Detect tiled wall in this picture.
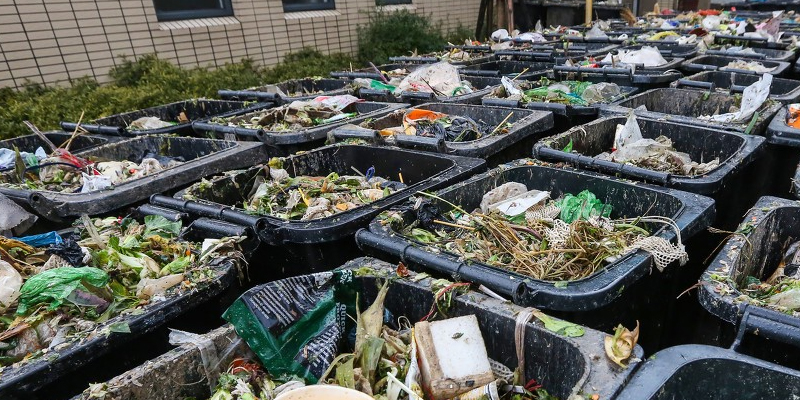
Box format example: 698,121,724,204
0,0,481,89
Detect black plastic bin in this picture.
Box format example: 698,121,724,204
763,106,800,197
543,0,584,26
705,46,797,62
358,76,502,106
616,344,800,399
0,135,267,221
388,51,494,66
0,241,241,400
673,71,800,103
356,160,714,351
495,43,620,62
533,115,766,232
699,196,800,369
326,103,554,164
602,87,783,135
682,54,791,76
191,101,405,156
0,131,117,157
590,45,687,72
630,41,699,58
459,60,553,79
60,99,268,137
713,33,791,50
148,144,486,275
217,78,355,103
72,257,642,400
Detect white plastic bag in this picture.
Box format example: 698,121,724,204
612,113,643,151
501,76,522,97
80,173,113,193
700,73,773,123
491,29,510,42
0,260,22,313
396,62,462,96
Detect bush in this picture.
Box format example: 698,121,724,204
357,9,446,65
0,49,354,139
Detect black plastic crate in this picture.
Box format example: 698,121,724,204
603,87,783,135
149,144,486,274
588,45,687,72
705,46,797,62
713,33,791,50
327,103,554,163
459,60,552,79
72,257,642,400
217,78,356,103
60,99,268,137
0,131,117,158
0,135,267,221
674,71,800,103
192,101,405,156
682,54,791,76
616,344,800,399
356,160,714,351
699,196,800,368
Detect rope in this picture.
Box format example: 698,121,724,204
515,307,537,384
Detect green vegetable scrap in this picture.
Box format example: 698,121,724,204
17,267,109,315
533,310,585,337
557,190,613,224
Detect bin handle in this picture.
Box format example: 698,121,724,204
355,228,528,303
674,79,715,91
393,134,448,153
191,121,261,141
217,90,280,102
729,84,749,94
715,34,768,43
356,88,397,102
328,126,383,144
705,49,767,59
553,65,632,76
400,92,435,103
731,304,800,351
389,56,438,63
460,69,501,77
534,146,671,185
331,71,384,80
482,98,522,108
136,204,188,222
720,67,759,75
60,122,125,136
185,217,252,239
445,44,492,52
149,194,261,227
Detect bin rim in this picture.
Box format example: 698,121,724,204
356,160,715,312
766,106,800,147
672,71,800,103
217,77,357,103
681,54,791,76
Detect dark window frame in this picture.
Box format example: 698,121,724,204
376,0,412,5
153,0,234,21
282,0,336,12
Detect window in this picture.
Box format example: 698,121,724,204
152,0,234,21
376,0,412,4
282,0,336,12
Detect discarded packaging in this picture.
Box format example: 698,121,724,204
488,78,621,106
396,62,475,97
600,46,669,67
699,73,772,123
211,95,363,132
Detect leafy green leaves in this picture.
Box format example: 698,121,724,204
143,215,182,238
533,311,585,337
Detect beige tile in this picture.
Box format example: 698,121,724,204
23,13,50,22
63,52,90,63
16,4,46,14
2,41,33,52
38,63,68,75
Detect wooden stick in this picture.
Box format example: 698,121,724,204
433,219,476,231
398,172,404,184
512,68,529,81
62,111,86,151
23,121,58,154
585,0,594,26
491,111,514,135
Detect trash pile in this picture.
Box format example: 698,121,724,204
211,95,363,132
358,108,504,142
0,145,183,193
489,77,622,106
596,114,720,175
725,59,777,73
395,62,477,97
221,270,565,400
0,215,241,368
188,158,405,221
710,241,800,315
386,185,686,281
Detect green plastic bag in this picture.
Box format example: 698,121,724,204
557,190,612,223
222,270,359,383
17,267,110,315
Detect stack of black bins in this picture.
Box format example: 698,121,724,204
191,101,405,156
355,160,715,352
602,87,782,136
673,71,800,104
681,54,792,76
699,196,800,369
326,103,554,166
60,99,268,138
70,258,642,400
147,144,486,277
495,42,620,62
0,135,267,222
216,77,356,103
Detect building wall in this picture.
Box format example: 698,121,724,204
0,0,481,89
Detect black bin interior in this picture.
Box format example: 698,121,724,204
94,99,253,131
678,71,800,100
224,102,389,127
85,135,237,163
615,88,753,119
460,60,553,77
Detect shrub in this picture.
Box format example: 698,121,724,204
263,48,356,83
357,9,446,64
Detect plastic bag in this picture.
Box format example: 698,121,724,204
0,193,37,236
17,266,109,315
46,237,89,267
585,24,608,39
222,270,358,383
129,117,173,130
13,231,63,247
313,95,363,111
137,273,184,299
602,46,668,67
500,76,522,97
613,113,643,151
396,62,462,96
581,82,621,103
700,73,772,123
557,190,612,223
491,29,510,42
0,260,23,313
80,172,113,193
169,329,222,391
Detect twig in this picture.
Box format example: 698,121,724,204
23,121,58,153
350,166,365,177
62,111,86,151
433,219,476,231
369,62,389,84
420,77,446,97
511,68,530,81
491,111,514,135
